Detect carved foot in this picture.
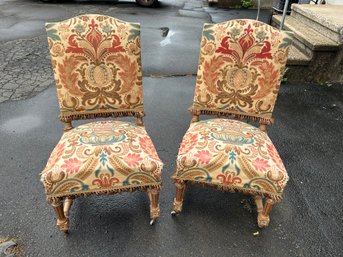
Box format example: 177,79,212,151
171,182,186,215
257,213,270,228
171,198,183,215
148,188,160,223
150,205,160,220
256,197,274,228
51,198,69,233
57,217,69,233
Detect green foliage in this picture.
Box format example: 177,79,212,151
241,0,253,8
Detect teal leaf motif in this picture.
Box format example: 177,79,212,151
221,163,230,173
203,29,215,41
229,151,236,164
107,165,114,176
128,28,140,41
280,37,293,48
46,28,60,41
234,164,240,175
100,152,107,166
131,24,140,29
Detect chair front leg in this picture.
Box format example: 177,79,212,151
51,198,69,233
171,181,186,216
148,188,160,225
255,197,274,228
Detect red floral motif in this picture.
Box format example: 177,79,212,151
216,36,233,55
86,19,102,50
61,158,82,174
124,153,143,167
139,136,159,160
179,133,198,155
66,19,125,63
252,158,270,172
92,173,119,188
239,24,254,53
215,24,272,63
267,144,286,171
194,150,212,164
217,172,242,185
43,142,65,172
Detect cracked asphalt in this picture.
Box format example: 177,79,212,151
0,0,342,257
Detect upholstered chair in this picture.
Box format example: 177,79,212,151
171,19,293,228
41,15,163,233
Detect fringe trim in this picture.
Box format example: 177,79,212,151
189,107,274,125
172,177,282,203
46,182,161,202
59,110,145,122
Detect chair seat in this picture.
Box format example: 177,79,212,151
41,121,163,199
174,119,288,200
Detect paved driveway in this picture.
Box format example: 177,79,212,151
0,1,342,256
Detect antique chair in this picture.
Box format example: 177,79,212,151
41,14,163,233
171,19,293,228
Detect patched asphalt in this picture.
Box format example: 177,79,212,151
0,0,342,256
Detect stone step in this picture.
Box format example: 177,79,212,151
287,45,312,66
272,15,339,58
291,4,343,43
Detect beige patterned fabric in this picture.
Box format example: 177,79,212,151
173,119,288,201
191,19,293,124
42,15,163,200
46,14,144,122
41,121,163,199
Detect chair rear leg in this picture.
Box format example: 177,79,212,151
63,197,73,218
148,188,160,225
51,198,69,233
171,181,186,216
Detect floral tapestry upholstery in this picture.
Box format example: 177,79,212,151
41,121,163,200
46,15,144,122
173,119,288,201
191,19,293,124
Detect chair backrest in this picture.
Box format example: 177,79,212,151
191,19,293,124
46,14,144,122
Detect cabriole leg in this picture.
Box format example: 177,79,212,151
51,198,69,233
148,188,160,225
256,197,274,228
171,182,186,216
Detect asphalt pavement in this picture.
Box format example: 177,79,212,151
0,0,342,256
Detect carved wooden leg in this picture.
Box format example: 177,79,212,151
256,197,274,228
253,195,264,213
148,188,160,225
63,197,73,218
171,182,186,216
51,198,69,233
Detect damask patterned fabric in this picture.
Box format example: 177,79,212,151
46,15,144,122
173,119,288,201
41,121,163,199
191,19,293,124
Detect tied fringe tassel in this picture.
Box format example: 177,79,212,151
189,108,274,125
59,110,145,122
46,183,161,202
172,177,282,203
